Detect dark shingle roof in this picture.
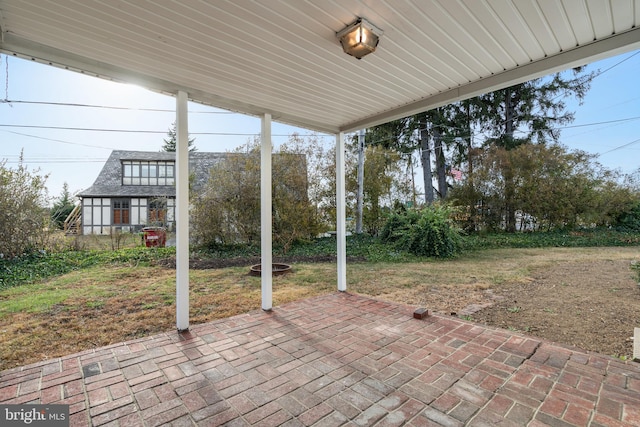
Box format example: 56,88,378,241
78,150,228,198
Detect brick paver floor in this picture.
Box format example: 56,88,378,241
2,292,640,426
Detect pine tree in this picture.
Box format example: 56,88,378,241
161,122,196,152
367,67,594,217
51,182,76,230
477,68,593,149
368,107,464,205
474,68,594,231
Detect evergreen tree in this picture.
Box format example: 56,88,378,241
51,182,76,229
368,106,468,205
477,68,593,150
368,67,594,220
474,68,594,231
161,122,196,152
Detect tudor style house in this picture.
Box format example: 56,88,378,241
74,150,226,235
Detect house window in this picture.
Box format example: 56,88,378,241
113,199,130,225
122,161,175,185
149,198,167,225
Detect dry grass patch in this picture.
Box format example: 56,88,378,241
1,246,639,369
0,264,336,370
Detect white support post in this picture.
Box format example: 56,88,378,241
261,114,273,310
336,132,347,291
175,91,190,331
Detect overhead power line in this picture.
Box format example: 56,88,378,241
599,137,640,155
555,116,640,129
595,50,640,77
3,159,106,164
6,115,639,136
0,124,182,134
0,99,236,114
0,123,332,137
0,129,116,150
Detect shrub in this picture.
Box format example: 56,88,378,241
0,158,51,259
614,201,640,232
380,205,461,258
448,143,638,232
0,247,174,290
191,139,323,253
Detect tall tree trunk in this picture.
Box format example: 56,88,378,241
465,102,473,178
410,157,417,207
504,173,517,232
504,87,515,143
503,88,517,231
433,127,447,199
419,119,434,205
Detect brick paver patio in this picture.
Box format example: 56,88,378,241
1,292,639,426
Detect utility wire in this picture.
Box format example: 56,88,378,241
7,124,243,134
596,50,640,76
5,116,629,149
3,159,106,164
0,128,334,154
599,137,640,155
362,51,639,147
461,50,640,135
555,116,640,129
2,52,637,149
0,99,235,114
362,113,640,147
0,130,116,150
0,123,332,138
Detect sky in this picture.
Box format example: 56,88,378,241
0,54,332,202
1,49,639,204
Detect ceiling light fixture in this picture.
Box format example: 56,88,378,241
336,18,383,60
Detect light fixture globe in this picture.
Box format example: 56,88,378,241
336,18,383,60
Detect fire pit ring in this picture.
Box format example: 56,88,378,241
249,263,292,277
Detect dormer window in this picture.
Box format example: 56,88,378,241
122,161,175,186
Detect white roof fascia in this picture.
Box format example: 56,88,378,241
0,33,341,135
340,28,640,133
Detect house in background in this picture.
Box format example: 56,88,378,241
72,150,226,235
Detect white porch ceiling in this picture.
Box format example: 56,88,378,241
1,0,639,134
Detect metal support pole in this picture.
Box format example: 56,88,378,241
336,132,347,292
175,90,189,331
261,114,273,310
